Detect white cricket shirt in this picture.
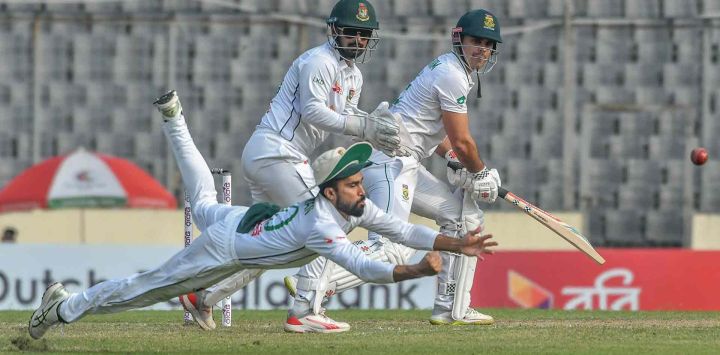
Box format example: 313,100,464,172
379,52,473,162
226,195,438,284
254,42,364,160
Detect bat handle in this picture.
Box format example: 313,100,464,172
446,161,464,171
497,186,508,198
446,161,509,199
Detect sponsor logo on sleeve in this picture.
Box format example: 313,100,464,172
456,96,466,105
312,76,326,86
429,59,441,70
324,235,347,244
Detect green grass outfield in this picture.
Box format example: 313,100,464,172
3,309,720,354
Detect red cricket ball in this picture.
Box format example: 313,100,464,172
691,147,708,166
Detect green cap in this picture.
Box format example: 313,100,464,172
454,9,502,43
327,0,379,30
313,142,373,187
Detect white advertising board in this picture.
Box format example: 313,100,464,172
0,245,435,310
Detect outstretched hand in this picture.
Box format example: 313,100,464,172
460,228,498,260
417,251,442,276
393,251,442,281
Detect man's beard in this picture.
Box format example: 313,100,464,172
336,41,365,59
337,196,365,217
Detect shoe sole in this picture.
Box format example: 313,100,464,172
283,277,297,298
153,91,177,106
179,296,215,331
283,323,349,334
429,318,495,326
28,283,65,339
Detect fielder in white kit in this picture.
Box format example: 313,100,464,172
177,0,410,330
26,91,497,340
284,9,504,328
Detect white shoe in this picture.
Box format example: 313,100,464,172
429,308,494,326
28,282,70,339
153,90,182,120
284,276,298,297
179,290,216,330
284,309,350,333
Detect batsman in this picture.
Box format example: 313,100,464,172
284,9,503,328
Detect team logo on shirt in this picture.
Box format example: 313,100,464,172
356,3,370,22
456,96,466,105
347,88,356,102
484,14,496,31
401,184,410,201
332,81,343,95
264,206,299,231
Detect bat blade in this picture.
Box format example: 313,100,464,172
498,187,606,265
443,162,604,264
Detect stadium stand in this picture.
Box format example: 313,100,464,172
0,0,716,246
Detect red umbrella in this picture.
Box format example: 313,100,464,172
0,148,177,212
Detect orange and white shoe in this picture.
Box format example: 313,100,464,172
284,310,350,333
179,290,216,330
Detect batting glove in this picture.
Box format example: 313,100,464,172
445,150,471,187
469,167,501,204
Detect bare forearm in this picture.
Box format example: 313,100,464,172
432,235,465,253
393,263,435,282
452,139,485,172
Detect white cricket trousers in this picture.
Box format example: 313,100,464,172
240,129,317,206
59,115,249,322
365,157,484,312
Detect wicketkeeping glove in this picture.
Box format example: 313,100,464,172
344,102,402,156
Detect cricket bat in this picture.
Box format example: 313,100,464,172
447,162,605,264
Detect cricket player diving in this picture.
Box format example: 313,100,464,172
26,91,498,340
283,9,504,329
176,0,411,329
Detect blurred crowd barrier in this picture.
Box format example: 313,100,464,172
0,209,717,249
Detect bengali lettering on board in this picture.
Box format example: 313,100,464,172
472,249,720,311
